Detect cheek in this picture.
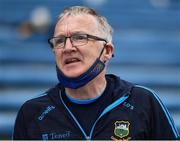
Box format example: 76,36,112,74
53,51,63,65
83,52,98,68
82,44,100,58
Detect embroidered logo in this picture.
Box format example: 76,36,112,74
123,102,134,110
42,133,49,140
42,131,71,140
38,105,55,120
114,121,130,138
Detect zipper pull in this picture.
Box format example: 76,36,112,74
86,136,90,141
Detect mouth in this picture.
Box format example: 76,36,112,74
64,58,81,65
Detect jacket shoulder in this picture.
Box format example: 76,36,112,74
131,85,158,101
17,86,59,119
22,93,49,109
22,85,59,108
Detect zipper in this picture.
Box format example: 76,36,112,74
60,90,129,140
60,92,88,139
86,136,90,140
89,94,129,139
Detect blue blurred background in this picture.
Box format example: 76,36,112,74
0,0,180,139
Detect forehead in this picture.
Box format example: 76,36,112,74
54,14,99,36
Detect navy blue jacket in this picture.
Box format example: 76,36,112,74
13,74,179,140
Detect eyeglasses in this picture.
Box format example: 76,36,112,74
48,33,107,49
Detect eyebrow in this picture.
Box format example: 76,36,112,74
54,31,88,38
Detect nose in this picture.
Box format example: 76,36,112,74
62,37,76,53
63,37,74,50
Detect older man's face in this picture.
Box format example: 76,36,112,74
53,14,105,78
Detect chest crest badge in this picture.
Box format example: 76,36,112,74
113,121,130,139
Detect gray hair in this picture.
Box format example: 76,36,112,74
57,6,113,42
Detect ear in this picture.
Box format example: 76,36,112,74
103,43,114,62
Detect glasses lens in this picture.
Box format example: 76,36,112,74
53,37,65,48
71,34,88,46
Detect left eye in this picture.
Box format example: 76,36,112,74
72,35,87,41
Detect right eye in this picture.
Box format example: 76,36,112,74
55,37,65,46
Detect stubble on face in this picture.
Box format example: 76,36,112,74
54,14,103,78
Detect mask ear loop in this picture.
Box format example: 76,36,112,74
98,46,105,59
98,44,115,63
98,44,106,63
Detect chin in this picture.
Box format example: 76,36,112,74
63,70,83,78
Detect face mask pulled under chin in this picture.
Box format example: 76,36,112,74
56,58,105,89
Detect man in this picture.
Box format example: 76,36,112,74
13,6,179,140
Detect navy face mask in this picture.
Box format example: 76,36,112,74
56,47,105,89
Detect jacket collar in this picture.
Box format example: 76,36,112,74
47,74,134,106
105,74,133,100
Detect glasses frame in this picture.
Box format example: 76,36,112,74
48,33,107,49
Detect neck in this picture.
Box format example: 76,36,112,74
65,72,107,100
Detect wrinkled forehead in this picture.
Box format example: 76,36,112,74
54,14,100,36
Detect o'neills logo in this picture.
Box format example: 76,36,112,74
111,121,131,141
38,105,55,120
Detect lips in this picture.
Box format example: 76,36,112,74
64,58,81,65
